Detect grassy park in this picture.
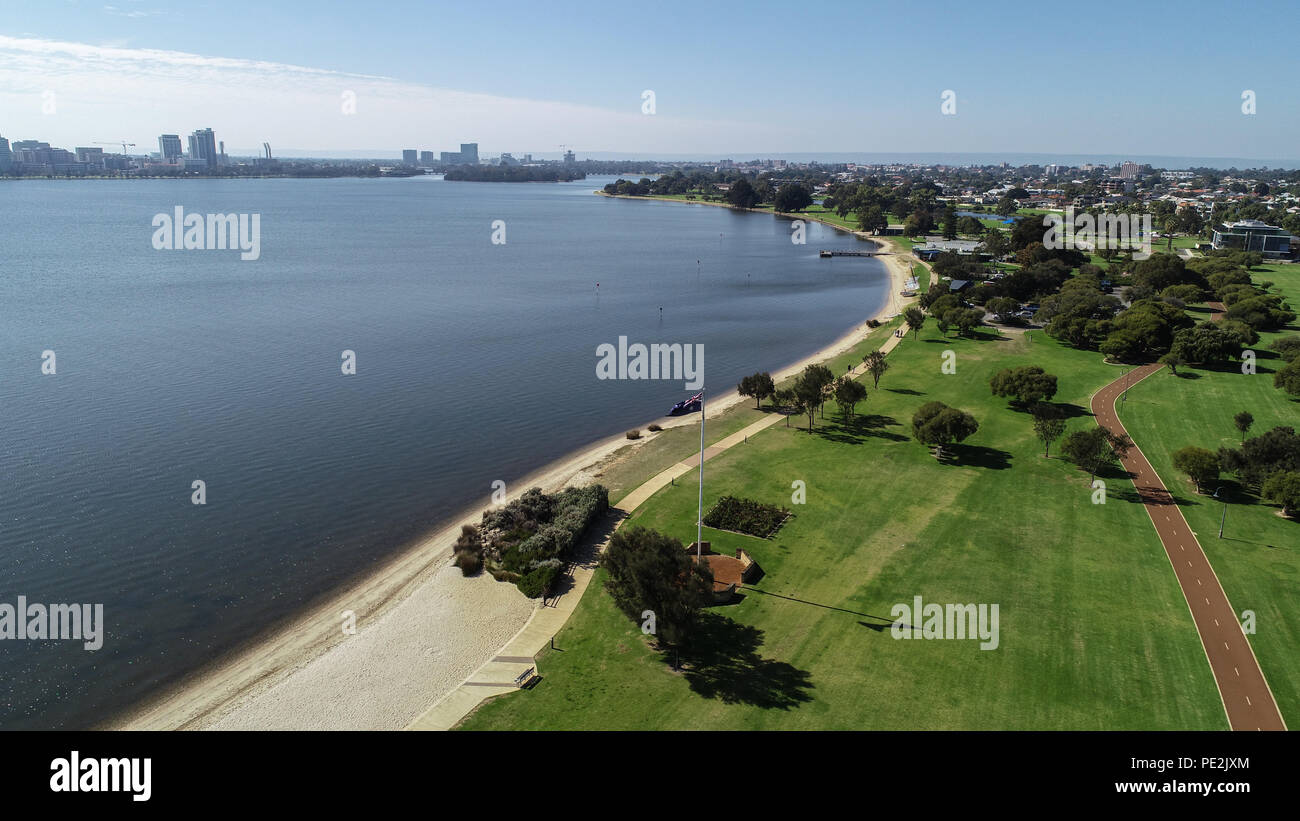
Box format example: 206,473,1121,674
460,319,1230,730
1116,260,1300,720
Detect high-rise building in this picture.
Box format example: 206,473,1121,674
187,128,217,168
459,143,478,165
0,136,11,171
440,151,460,164
419,150,434,165
1120,161,1140,180
402,149,418,165
158,134,183,161
563,149,576,164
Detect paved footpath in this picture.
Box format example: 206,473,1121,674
406,323,911,729
1091,363,1286,731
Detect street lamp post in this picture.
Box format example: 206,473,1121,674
697,388,705,560
1213,486,1227,538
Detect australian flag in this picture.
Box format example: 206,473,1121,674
668,392,703,416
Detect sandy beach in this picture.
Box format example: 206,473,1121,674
108,196,917,731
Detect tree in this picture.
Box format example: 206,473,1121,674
919,283,950,311
774,388,797,427
989,365,1059,408
833,376,868,422
863,350,890,388
957,216,985,237
1172,446,1220,493
857,204,887,234
1219,426,1300,489
911,401,979,459
1169,323,1242,366
904,306,926,339
1262,471,1300,517
737,371,775,410
1158,351,1185,375
1275,360,1300,398
601,526,715,649
793,364,835,432
978,229,1009,261
1271,336,1300,363
726,178,758,208
986,296,1020,322
941,205,958,240
1234,411,1254,441
950,307,984,337
1061,426,1133,482
1009,215,1045,251
774,184,813,213
1032,409,1066,458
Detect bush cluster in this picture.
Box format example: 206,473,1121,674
702,495,790,539
477,485,609,597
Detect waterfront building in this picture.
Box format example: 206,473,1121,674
158,134,183,161
187,128,217,168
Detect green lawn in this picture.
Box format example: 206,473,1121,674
459,325,1227,730
1115,259,1300,721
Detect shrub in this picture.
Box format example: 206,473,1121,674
453,549,483,575
703,495,790,538
626,429,641,440
517,563,561,599
452,524,483,576
1272,336,1300,363
648,423,663,432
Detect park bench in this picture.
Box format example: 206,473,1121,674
513,666,537,688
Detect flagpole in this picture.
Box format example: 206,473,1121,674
697,388,705,560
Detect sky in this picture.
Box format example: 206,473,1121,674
2,0,1297,162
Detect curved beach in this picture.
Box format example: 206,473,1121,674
108,202,916,731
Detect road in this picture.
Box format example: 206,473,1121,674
1091,363,1286,730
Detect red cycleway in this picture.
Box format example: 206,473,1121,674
1091,363,1286,730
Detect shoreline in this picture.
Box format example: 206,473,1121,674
108,194,917,731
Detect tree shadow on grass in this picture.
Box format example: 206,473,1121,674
1105,480,1195,508
885,388,924,395
942,444,1013,470
814,414,907,445
1006,400,1089,418
669,613,814,710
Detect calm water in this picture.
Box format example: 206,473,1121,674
0,175,889,728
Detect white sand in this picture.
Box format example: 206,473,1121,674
109,203,916,731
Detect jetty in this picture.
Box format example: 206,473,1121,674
818,249,884,257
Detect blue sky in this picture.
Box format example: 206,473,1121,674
3,0,1297,160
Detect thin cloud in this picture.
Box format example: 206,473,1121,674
0,35,782,155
